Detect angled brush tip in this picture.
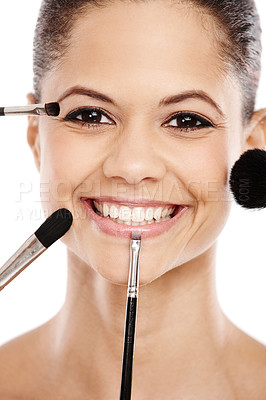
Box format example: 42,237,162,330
45,102,60,116
131,232,141,240
34,208,73,248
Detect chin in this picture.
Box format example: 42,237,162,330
65,240,170,287
98,267,164,287
91,256,166,287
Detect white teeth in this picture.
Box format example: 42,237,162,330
131,221,140,226
154,207,163,220
119,206,132,221
103,203,109,217
145,207,154,221
161,207,168,218
92,200,176,224
132,207,145,222
97,214,171,225
110,205,119,219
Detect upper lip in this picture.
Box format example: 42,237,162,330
81,196,181,207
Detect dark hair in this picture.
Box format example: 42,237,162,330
33,0,262,125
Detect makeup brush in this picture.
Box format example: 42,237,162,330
120,232,141,400
0,208,73,291
0,102,60,117
229,148,266,209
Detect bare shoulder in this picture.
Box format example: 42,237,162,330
224,321,266,400
0,325,50,400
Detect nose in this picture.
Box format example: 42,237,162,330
102,123,166,185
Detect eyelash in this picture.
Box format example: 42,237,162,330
64,107,113,129
63,107,215,132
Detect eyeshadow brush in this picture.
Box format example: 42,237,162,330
120,232,141,400
0,102,60,117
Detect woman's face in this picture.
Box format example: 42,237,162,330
33,0,245,285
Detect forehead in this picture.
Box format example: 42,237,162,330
43,0,240,111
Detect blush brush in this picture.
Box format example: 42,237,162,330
229,148,266,209
120,232,141,400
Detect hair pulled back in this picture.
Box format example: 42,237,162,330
33,0,262,124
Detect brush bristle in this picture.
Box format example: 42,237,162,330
229,149,266,209
45,102,60,116
131,232,141,240
34,208,73,248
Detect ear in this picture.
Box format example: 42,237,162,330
27,93,41,172
243,108,266,152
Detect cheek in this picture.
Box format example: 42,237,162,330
38,127,101,204
169,135,230,204
192,143,228,202
165,135,232,271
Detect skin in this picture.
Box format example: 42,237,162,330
0,1,266,399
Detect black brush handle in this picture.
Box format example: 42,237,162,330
0,107,5,116
120,296,137,400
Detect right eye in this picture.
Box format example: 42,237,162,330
64,107,115,129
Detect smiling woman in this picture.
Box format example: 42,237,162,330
0,0,266,399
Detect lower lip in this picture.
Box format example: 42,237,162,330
81,199,189,239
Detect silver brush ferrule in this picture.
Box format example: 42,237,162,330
4,104,47,116
127,236,141,298
0,234,46,291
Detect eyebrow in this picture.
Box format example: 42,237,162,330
57,86,118,106
57,85,225,118
159,90,225,118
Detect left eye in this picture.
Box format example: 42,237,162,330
163,112,214,131
64,107,114,126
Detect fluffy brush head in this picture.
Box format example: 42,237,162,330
34,208,73,248
229,149,266,209
45,102,60,116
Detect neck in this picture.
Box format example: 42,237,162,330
46,243,230,398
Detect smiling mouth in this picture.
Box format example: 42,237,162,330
90,199,180,226
80,198,189,239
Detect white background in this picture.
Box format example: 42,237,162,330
0,1,265,346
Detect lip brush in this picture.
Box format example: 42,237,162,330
0,102,60,117
120,232,141,400
0,208,72,291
